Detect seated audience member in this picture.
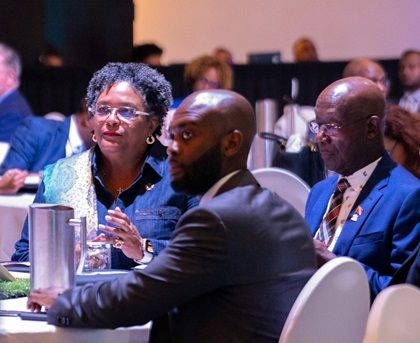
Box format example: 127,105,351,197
292,37,319,62
160,54,234,145
342,58,390,97
12,63,198,269
28,89,316,342
0,168,27,194
213,46,234,64
132,43,163,66
0,100,93,177
384,105,420,178
38,44,65,67
0,42,33,142
171,54,233,109
398,49,420,113
305,77,420,299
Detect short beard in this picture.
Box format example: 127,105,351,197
171,142,223,196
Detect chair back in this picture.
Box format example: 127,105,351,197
279,257,370,343
252,167,310,216
363,284,420,343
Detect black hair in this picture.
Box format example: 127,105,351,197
132,43,163,63
86,62,172,135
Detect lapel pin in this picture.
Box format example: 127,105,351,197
351,206,363,222
145,183,155,191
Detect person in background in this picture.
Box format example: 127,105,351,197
38,44,65,67
0,42,33,142
0,99,93,179
342,57,390,97
160,54,234,145
213,46,234,64
171,54,233,109
132,43,163,67
305,77,420,299
27,89,316,343
384,105,420,178
398,49,420,113
293,37,319,63
12,63,198,269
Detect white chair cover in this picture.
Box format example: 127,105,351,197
279,257,370,343
363,284,420,343
252,167,310,216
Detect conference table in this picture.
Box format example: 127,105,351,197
0,193,35,261
0,296,150,342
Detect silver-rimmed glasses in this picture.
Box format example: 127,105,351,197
89,105,150,121
309,116,372,136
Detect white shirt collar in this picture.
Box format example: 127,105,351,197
339,156,382,193
199,170,242,205
65,115,84,157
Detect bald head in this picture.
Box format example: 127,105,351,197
168,90,256,194
315,77,386,175
342,58,388,96
176,89,256,159
316,76,385,121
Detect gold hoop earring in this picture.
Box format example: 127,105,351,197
92,133,97,142
146,135,155,145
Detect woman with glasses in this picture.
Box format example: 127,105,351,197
12,63,198,268
160,55,233,146
170,55,233,110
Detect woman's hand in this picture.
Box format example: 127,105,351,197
27,286,65,312
97,207,144,260
0,169,28,194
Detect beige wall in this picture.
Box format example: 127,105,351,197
133,0,420,64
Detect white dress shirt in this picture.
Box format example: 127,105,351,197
320,157,382,251
65,115,85,157
399,89,420,113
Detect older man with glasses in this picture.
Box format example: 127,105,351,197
305,76,420,300
0,42,33,142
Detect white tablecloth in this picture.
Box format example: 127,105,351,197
0,194,35,261
0,297,150,343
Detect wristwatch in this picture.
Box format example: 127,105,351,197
134,239,153,264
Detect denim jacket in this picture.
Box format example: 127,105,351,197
12,142,198,269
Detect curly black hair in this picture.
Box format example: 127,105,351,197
86,62,173,135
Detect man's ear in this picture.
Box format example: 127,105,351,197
367,115,381,139
222,130,243,157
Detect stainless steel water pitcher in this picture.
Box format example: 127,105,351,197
29,204,86,290
248,99,278,169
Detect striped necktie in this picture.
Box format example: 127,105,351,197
316,178,350,246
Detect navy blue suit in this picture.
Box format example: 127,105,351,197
0,89,33,142
305,154,420,298
0,116,70,173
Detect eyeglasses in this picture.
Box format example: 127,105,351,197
375,77,390,89
198,77,220,89
309,116,372,136
90,105,150,121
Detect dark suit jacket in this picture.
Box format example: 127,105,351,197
305,154,420,298
0,116,70,173
0,89,33,142
47,170,316,343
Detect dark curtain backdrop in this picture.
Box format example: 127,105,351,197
20,60,401,116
